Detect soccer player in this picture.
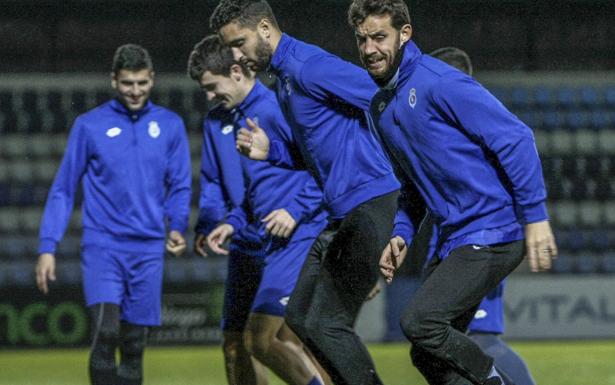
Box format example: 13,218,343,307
190,38,268,385
188,35,329,385
408,46,537,385
348,1,557,384
210,1,401,384
430,46,536,385
35,44,191,385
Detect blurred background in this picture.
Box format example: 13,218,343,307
1,0,615,365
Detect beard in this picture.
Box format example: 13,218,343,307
250,34,273,72
362,35,405,87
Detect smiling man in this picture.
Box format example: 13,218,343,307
348,1,557,385
35,44,191,385
209,1,402,384
188,35,329,385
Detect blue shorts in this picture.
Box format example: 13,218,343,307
81,246,163,326
251,236,314,317
468,280,505,334
221,249,264,332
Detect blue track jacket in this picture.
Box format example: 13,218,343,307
195,97,265,257
39,99,191,254
266,33,400,219
370,42,548,257
199,81,327,253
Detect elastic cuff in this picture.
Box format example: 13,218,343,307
38,238,58,254
284,205,301,225
266,140,283,164
225,217,244,234
392,227,413,247
169,221,188,234
519,201,548,224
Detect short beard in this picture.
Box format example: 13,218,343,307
372,36,405,88
253,34,273,72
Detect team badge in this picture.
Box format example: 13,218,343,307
222,124,233,135
409,88,417,108
148,121,161,138
378,101,386,112
106,127,122,137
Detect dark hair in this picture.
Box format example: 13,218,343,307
210,0,279,31
430,47,473,76
348,0,411,30
111,44,153,74
187,35,250,81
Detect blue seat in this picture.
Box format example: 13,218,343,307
576,256,598,274
552,256,575,274
600,254,615,273
565,111,588,130
605,87,615,108
541,110,563,130
510,87,530,109
534,86,554,108
517,111,537,128
590,111,611,130
579,87,599,108
556,87,577,109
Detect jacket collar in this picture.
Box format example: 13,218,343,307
110,98,153,120
237,80,266,112
269,33,294,75
382,40,422,90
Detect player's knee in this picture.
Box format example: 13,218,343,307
222,333,245,361
93,314,120,345
121,325,147,356
243,327,271,360
400,306,441,344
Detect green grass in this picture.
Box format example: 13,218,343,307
1,341,615,384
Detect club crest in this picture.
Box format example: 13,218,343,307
148,121,161,138
409,88,417,108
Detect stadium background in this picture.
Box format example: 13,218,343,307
1,0,615,384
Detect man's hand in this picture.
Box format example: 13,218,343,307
166,230,187,257
206,224,235,255
262,209,297,238
194,233,209,258
236,118,270,160
36,253,56,294
379,236,407,284
525,220,558,272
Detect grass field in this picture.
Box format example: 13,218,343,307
2,341,615,384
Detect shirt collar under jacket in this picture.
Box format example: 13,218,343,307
383,40,422,90
269,33,293,75
110,98,153,120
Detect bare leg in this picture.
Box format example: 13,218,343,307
278,322,332,385
245,313,322,385
223,330,268,385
